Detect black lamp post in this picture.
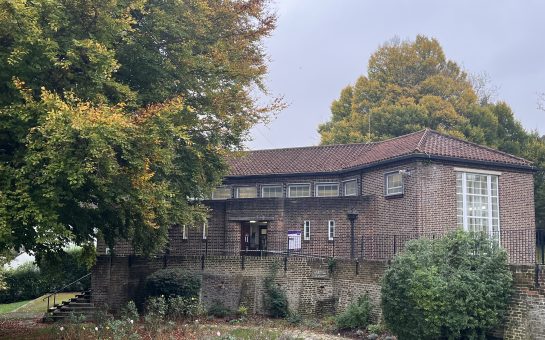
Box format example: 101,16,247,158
347,208,359,259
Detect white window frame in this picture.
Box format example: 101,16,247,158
456,171,500,242
385,172,404,196
288,183,311,198
261,184,283,198
211,186,231,200
328,220,335,241
235,186,257,198
202,223,208,240
343,179,358,196
315,182,340,197
303,220,310,240
182,225,188,240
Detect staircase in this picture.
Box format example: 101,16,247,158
43,290,96,323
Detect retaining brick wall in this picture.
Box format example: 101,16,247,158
92,256,545,339
91,255,386,320
501,265,545,340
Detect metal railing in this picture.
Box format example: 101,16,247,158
43,272,91,312
167,228,542,264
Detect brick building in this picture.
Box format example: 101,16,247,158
91,129,541,334
111,129,535,264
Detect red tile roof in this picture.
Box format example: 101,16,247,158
227,130,533,177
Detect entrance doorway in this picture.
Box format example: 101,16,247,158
240,221,268,255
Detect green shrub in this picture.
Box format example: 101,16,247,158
236,305,248,317
0,262,47,303
286,310,302,325
0,247,92,304
144,296,167,334
167,296,203,319
263,263,289,318
144,268,200,299
334,294,372,330
208,300,232,318
367,323,386,334
120,300,139,322
381,230,512,339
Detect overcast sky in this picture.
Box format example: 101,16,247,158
247,0,545,150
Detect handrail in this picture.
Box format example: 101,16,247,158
42,272,91,301
43,272,91,313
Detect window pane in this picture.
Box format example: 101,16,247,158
212,187,231,199
237,186,257,198
304,220,310,240
456,172,500,240
262,185,283,198
344,180,358,196
386,173,403,195
288,184,310,197
328,220,335,240
316,183,339,197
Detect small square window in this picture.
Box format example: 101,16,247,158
315,183,339,197
212,187,231,200
288,184,311,198
385,172,403,196
343,180,358,196
328,220,335,241
262,185,283,198
304,221,310,240
236,186,257,198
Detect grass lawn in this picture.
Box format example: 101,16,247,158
17,292,78,313
0,300,31,314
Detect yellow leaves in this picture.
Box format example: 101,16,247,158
132,159,155,187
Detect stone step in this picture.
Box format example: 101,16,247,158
65,302,94,307
42,290,96,323
70,297,91,303
59,306,95,312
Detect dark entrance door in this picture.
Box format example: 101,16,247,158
240,221,267,255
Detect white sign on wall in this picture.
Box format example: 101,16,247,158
288,230,301,251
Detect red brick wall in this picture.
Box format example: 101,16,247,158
97,160,536,264
91,255,545,339
91,255,386,320
501,264,545,339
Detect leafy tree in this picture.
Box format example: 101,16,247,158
319,35,545,229
36,247,92,291
0,0,279,257
381,231,512,339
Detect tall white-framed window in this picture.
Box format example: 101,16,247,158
235,186,257,198
456,172,500,240
262,185,283,198
315,183,339,197
343,179,358,196
212,186,231,200
182,225,188,240
303,220,310,240
202,223,208,240
288,184,311,198
385,172,403,196
328,220,335,241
